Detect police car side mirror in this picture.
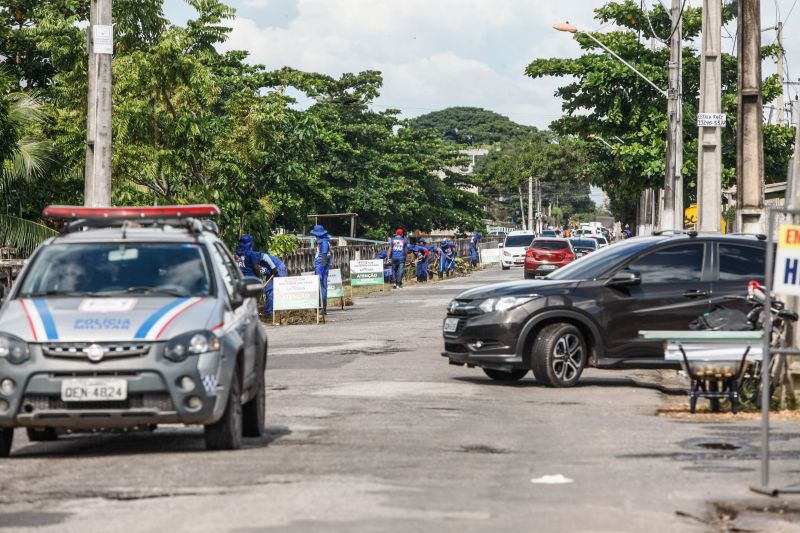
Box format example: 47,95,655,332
238,276,264,299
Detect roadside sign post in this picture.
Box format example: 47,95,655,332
751,208,800,496
302,269,346,311
349,259,384,289
273,275,322,326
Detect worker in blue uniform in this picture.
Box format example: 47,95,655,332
421,238,437,281
469,230,482,267
260,251,287,315
234,234,262,277
410,242,430,282
388,228,408,288
376,249,393,284
311,224,332,313
439,241,457,278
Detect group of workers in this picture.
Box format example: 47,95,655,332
234,225,333,316
233,224,482,315
376,228,482,289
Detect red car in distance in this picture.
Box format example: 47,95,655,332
524,238,575,279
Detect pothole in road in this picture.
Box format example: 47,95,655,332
458,444,508,454
697,442,740,451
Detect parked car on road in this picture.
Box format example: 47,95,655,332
541,229,558,238
524,239,574,279
568,238,598,258
0,205,268,457
592,236,610,248
499,231,535,270
443,233,766,386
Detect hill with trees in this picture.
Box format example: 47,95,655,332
408,107,539,145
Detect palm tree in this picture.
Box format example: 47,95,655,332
0,89,58,255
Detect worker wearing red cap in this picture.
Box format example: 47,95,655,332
388,228,408,288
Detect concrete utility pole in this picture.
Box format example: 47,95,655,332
84,0,113,207
736,0,766,234
696,0,723,232
777,22,786,125
517,185,526,229
528,176,534,232
663,0,684,231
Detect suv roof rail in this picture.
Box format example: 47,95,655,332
727,232,767,240
651,229,698,237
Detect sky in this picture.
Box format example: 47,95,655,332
163,0,800,131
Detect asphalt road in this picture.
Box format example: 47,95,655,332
1,267,799,532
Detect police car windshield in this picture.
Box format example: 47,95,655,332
18,243,213,298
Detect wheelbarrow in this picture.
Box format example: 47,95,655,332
639,330,764,414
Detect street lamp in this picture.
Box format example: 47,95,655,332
553,22,682,234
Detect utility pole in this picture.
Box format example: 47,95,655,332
696,0,723,232
536,179,543,234
663,0,684,231
528,176,534,233
777,22,785,125
84,0,113,207
517,185,526,230
736,0,765,233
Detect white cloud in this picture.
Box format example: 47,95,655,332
216,1,640,128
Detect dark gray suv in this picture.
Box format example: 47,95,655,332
442,234,766,386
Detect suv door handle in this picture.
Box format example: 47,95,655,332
683,290,709,299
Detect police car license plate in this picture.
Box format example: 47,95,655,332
61,378,127,402
443,318,459,333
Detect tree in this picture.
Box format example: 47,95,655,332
0,87,58,253
525,0,790,221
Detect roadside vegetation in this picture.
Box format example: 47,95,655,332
0,0,484,251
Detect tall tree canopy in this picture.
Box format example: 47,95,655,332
0,0,484,249
526,0,792,222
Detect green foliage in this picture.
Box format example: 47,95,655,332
0,214,57,256
0,0,483,253
267,234,301,257
526,0,794,222
408,107,539,145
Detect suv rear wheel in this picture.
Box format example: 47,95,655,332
483,368,528,382
204,362,243,450
531,323,586,388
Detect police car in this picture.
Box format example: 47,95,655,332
0,205,267,456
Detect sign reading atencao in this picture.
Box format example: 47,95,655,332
350,259,384,287
774,224,800,296
273,275,321,311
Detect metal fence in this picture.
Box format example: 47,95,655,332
282,237,502,278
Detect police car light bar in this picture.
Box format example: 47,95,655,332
43,205,221,220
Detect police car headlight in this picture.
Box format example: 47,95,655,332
165,331,220,362
0,333,30,364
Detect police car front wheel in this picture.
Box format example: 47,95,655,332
0,428,13,457
204,362,243,451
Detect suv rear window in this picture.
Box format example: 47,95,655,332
18,243,213,297
504,235,534,247
532,240,568,250
719,244,765,281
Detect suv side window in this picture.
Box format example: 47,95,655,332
627,243,704,283
209,243,241,301
719,244,765,281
